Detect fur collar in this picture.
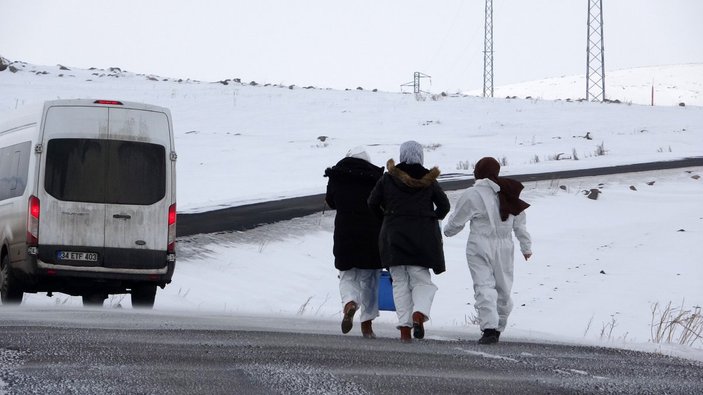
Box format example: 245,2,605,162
386,159,440,188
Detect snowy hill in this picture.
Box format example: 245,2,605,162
467,64,703,107
1,57,701,212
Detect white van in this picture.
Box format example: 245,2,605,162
0,99,177,308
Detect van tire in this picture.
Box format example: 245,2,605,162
1,254,24,305
82,293,107,307
131,284,157,308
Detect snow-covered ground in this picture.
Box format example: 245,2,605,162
2,58,701,212
467,64,703,107
1,57,702,362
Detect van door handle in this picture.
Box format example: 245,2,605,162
113,214,131,219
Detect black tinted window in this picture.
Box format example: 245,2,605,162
106,140,166,204
45,138,166,205
0,141,31,201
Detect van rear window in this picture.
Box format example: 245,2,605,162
45,138,166,205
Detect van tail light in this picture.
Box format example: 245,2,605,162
93,100,123,105
27,195,40,246
167,203,176,255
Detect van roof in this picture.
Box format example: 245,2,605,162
44,99,169,114
1,99,172,135
0,103,43,133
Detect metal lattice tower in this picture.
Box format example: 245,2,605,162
414,72,422,94
586,0,605,102
400,72,431,101
482,0,494,98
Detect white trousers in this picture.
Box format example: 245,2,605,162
389,265,437,328
467,237,515,332
339,269,381,322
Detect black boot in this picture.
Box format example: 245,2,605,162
478,329,500,345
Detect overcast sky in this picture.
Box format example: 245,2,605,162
1,0,702,93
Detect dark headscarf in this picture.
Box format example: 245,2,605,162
474,157,530,221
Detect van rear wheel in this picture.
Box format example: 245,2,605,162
131,284,157,309
1,254,24,305
82,293,107,307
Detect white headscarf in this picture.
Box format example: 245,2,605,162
399,140,424,165
346,145,371,163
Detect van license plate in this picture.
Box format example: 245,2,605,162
57,251,98,262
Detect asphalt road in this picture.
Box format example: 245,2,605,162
1,309,702,394
176,157,703,236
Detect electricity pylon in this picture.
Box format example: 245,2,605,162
482,0,494,98
586,0,605,102
400,72,432,101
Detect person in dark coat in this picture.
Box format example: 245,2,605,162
325,146,384,338
367,141,450,342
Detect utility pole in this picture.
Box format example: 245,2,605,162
586,0,605,102
400,72,432,101
482,0,494,98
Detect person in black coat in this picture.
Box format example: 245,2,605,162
368,140,450,342
325,146,384,338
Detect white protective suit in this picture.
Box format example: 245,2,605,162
388,265,437,328
339,268,381,322
443,178,532,332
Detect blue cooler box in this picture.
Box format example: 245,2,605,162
378,270,396,311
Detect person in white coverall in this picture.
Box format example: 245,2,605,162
443,157,532,344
